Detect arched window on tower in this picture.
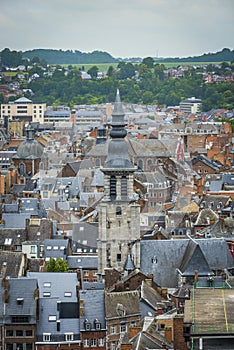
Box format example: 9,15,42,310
19,162,25,176
116,206,122,216
121,176,127,199
110,176,116,200
138,159,143,171
147,159,152,169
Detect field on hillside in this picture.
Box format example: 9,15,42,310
62,61,224,72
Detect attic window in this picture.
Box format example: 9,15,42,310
116,303,126,317
17,298,24,305
47,246,52,250
84,320,91,331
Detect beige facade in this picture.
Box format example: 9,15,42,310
0,97,46,123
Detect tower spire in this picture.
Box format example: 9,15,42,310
104,89,134,169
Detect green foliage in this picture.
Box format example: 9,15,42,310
142,57,154,68
23,49,117,64
162,48,234,63
28,62,234,110
87,65,99,78
46,257,69,272
0,48,24,67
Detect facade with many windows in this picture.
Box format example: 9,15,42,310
0,97,46,123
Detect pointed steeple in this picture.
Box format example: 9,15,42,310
124,253,136,275
104,89,134,170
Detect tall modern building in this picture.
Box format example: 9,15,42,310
97,90,141,276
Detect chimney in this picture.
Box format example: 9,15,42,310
194,270,198,286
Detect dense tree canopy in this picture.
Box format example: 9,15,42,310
27,60,234,110
46,257,69,272
1,48,233,110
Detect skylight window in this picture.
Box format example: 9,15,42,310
48,315,56,321
43,282,51,288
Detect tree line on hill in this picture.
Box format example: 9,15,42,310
1,47,234,65
0,48,233,111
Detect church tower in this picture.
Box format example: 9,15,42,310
97,90,141,276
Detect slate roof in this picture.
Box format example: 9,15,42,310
68,255,98,269
1,212,31,228
43,239,69,261
105,291,140,319
192,155,220,171
72,222,98,248
0,251,25,278
0,277,38,325
0,228,27,247
27,272,79,300
131,316,173,349
79,289,106,330
178,239,212,276
199,194,231,211
140,238,234,288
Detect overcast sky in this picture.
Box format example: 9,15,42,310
1,0,233,58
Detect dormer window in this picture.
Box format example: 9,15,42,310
17,298,24,305
94,319,101,330
84,319,91,331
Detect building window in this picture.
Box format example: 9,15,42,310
116,206,122,216
121,176,127,197
111,325,116,334
6,345,13,350
65,333,74,341
43,292,51,297
48,315,56,322
117,254,121,262
64,292,72,297
111,342,117,350
26,345,33,350
99,338,104,347
17,298,24,305
30,246,36,254
25,330,33,337
16,345,23,350
43,333,51,342
6,330,14,337
16,330,24,337
43,282,51,288
120,323,127,333
12,316,29,323
83,339,89,348
110,176,116,200
91,339,97,346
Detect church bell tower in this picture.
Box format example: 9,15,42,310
97,90,141,276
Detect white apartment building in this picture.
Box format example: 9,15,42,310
0,96,46,123
180,97,202,114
